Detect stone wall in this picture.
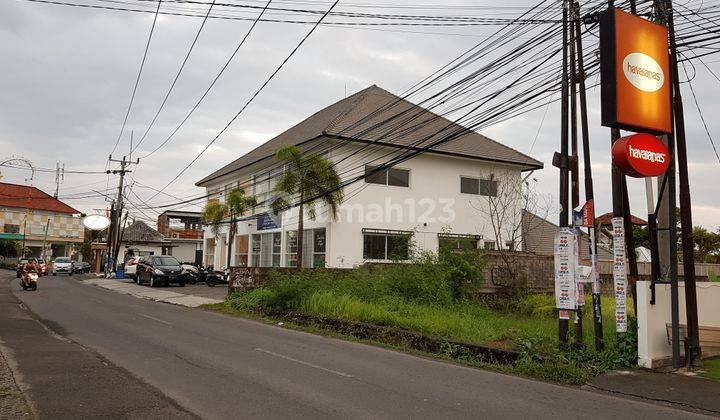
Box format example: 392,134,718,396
228,254,720,296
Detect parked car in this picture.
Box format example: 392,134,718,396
52,257,74,276
37,259,49,276
16,258,30,278
136,256,185,287
73,261,91,274
124,257,140,279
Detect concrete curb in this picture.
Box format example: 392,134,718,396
82,278,223,307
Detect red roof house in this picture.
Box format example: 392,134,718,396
595,212,647,227
0,182,80,214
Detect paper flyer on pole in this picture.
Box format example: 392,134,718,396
573,229,585,306
612,217,628,333
554,228,577,311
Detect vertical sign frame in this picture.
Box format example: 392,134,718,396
555,228,578,311
612,217,628,333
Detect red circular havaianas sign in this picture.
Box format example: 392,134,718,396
612,133,670,178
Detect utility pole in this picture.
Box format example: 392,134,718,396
568,0,583,348
107,154,139,273
557,0,571,347
54,162,65,198
40,218,51,262
665,0,701,366
652,0,681,369
574,2,604,351
105,202,115,277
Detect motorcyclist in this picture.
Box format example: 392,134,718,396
23,259,39,287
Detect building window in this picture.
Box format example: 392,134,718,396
3,224,20,234
272,232,282,267
505,240,515,251
250,233,280,267
362,229,411,260
460,177,498,197
207,188,221,205
234,235,249,267
484,241,496,251
438,233,480,251
312,228,326,267
252,168,283,214
364,165,409,187
250,235,261,267
284,228,326,268
205,238,215,266
285,231,297,268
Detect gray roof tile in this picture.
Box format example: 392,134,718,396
196,85,542,186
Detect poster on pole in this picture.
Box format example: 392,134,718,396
612,217,628,332
554,228,577,311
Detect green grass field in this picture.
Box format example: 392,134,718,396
222,255,637,384
700,358,720,381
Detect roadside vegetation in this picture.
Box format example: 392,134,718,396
222,248,637,384
699,358,720,381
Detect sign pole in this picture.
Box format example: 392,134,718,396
574,3,604,351
621,178,639,317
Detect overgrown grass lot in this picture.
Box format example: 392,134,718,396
223,250,636,384
700,358,720,381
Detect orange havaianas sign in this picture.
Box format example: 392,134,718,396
600,8,671,134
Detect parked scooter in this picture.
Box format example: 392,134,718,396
204,266,228,288
180,263,200,285
20,271,39,291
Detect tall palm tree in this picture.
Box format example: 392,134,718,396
271,145,343,268
201,188,257,269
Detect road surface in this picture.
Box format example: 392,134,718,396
4,272,712,419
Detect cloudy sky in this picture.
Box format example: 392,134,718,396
0,0,717,229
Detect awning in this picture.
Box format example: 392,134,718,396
361,228,413,236
0,233,24,240
437,233,483,240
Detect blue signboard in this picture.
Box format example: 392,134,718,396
256,212,281,231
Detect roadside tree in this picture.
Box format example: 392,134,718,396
270,145,343,268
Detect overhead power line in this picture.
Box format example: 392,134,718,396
109,0,164,157
148,0,340,201
131,0,218,153
137,0,273,159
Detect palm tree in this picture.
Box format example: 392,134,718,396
201,188,257,269
271,145,343,268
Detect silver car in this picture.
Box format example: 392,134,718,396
52,257,74,276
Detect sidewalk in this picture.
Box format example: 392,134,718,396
0,275,198,419
0,344,33,419
587,369,720,415
83,277,224,307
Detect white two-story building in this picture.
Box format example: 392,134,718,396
196,85,542,269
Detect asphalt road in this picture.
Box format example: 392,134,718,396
7,273,712,420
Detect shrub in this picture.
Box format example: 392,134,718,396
438,246,484,299
0,239,21,258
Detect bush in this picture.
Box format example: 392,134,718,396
438,246,484,299
0,239,21,258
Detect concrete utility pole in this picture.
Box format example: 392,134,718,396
107,154,139,272
574,1,604,351
54,162,64,198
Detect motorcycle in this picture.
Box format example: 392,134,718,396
20,271,39,291
181,264,200,285
203,266,228,288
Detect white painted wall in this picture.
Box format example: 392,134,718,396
169,241,201,263
200,140,526,268
637,281,720,368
